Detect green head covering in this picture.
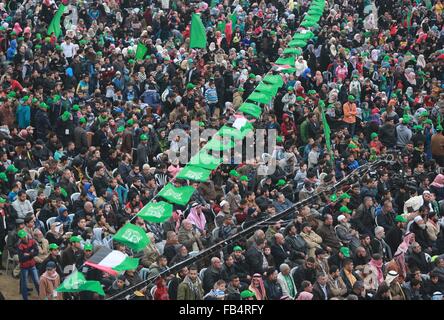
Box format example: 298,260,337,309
296,96,305,102
6,164,19,173
40,102,49,110
249,73,256,79
340,247,350,257
276,179,286,187
61,111,71,122
402,115,411,124
116,126,125,133
70,236,82,243
240,175,249,182
21,95,29,102
413,125,423,131
140,134,148,141
45,37,51,43
420,111,429,117
233,246,243,251
340,192,351,200
36,33,42,39
238,87,245,92
307,90,316,95
391,93,397,99
17,36,24,41
186,83,195,90
34,44,42,49
32,98,38,103
96,51,103,56
79,117,87,124
127,119,135,126
348,143,358,149
53,94,61,103
240,290,256,299
437,125,443,132
0,197,6,203
49,243,59,250
229,169,240,177
276,136,283,143
17,229,28,239
55,45,62,51
0,172,8,182
348,95,355,101
84,243,93,251
287,86,294,91
7,91,16,99
339,206,352,214
330,194,338,202
395,215,407,223
371,132,378,140
128,59,135,64
423,119,433,125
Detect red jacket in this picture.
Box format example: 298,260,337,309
18,238,39,269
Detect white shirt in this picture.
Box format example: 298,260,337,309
61,42,76,58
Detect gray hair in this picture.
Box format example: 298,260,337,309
375,226,384,235
280,263,290,272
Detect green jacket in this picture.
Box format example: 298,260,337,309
300,119,309,145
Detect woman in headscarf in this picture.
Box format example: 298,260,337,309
249,274,267,300
84,182,98,204
430,174,444,201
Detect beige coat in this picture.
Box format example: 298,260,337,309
426,220,441,242
300,231,323,258
39,272,63,300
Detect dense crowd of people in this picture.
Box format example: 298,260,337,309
0,0,443,301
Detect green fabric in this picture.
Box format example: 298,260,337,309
157,183,195,206
47,4,66,38
137,201,173,223
190,13,207,49
275,56,295,66
204,137,235,151
239,102,262,119
256,82,278,96
288,39,307,48
113,223,151,252
248,91,271,104
189,151,222,170
135,42,148,61
283,47,302,55
56,271,105,296
217,125,251,140
263,75,284,87
176,165,212,182
112,257,140,272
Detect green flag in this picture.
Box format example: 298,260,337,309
320,103,333,164
112,257,140,272
256,82,278,96
158,183,195,206
288,39,307,48
231,12,237,27
137,201,173,223
176,165,212,182
283,48,302,55
113,223,150,252
47,4,66,38
190,13,207,49
189,151,222,170
239,103,263,119
135,42,148,61
275,56,295,66
248,91,272,104
217,125,252,140
203,137,235,151
56,271,105,296
263,75,284,87
406,7,412,33
217,20,226,33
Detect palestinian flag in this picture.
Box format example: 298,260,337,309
85,247,140,276
271,63,294,72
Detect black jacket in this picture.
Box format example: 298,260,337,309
270,243,290,268
264,279,283,300
293,265,316,291
245,245,264,276
202,266,223,293
285,234,308,260
410,223,433,250
312,282,331,300
386,226,404,254
407,251,431,274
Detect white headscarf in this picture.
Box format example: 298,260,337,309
416,54,426,69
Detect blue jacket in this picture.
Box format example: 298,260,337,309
16,104,31,129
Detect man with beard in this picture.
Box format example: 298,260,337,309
371,226,392,262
